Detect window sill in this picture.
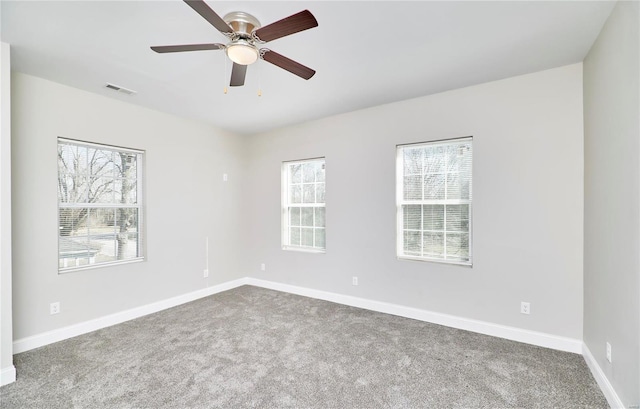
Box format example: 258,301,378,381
397,255,472,267
282,246,326,254
58,257,145,274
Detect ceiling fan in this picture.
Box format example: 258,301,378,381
151,0,318,87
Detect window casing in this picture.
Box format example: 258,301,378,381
57,138,144,271
396,137,472,265
282,158,326,252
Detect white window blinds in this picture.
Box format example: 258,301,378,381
282,158,326,252
397,138,472,265
57,138,145,271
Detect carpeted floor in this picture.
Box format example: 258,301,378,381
1,285,608,408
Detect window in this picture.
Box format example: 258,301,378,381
57,138,144,271
397,137,472,265
282,158,326,252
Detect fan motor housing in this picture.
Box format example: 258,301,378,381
223,11,261,36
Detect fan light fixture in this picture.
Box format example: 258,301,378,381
226,40,258,65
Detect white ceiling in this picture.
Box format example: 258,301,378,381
1,1,615,135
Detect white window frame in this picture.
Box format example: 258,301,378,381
396,137,473,266
282,157,326,253
57,138,145,272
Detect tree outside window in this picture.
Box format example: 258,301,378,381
282,158,326,252
397,138,472,265
57,139,144,271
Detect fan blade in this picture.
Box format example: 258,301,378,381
261,50,315,80
184,0,233,34
151,43,224,53
230,63,248,87
253,10,318,43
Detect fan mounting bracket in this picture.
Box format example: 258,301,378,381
223,11,261,36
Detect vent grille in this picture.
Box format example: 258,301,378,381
105,83,137,96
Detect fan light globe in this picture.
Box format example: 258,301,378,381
226,41,258,65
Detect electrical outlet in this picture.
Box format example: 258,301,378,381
260,263,266,271
520,302,530,315
203,269,209,278
606,342,612,363
352,277,358,286
50,302,60,315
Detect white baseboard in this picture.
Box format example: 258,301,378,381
10,276,612,401
582,343,625,409
12,276,581,359
1,365,16,386
246,278,583,354
13,278,248,354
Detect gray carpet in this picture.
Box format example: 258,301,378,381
1,285,608,408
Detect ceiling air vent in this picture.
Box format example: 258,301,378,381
104,83,137,96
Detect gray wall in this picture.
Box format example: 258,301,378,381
11,73,247,340
244,64,585,339
1,42,14,382
5,15,637,401
583,1,640,407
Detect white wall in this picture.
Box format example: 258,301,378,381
244,64,585,340
583,1,640,407
11,73,247,341
1,42,16,385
